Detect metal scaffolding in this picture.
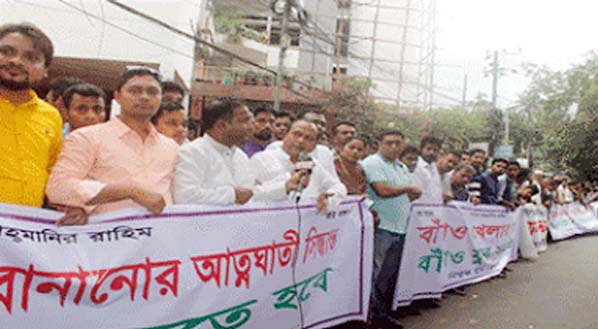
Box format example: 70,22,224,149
307,0,439,109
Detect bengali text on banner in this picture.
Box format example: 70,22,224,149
393,202,519,308
0,197,373,329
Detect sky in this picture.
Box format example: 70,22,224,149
434,0,597,108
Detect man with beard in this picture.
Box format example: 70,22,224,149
242,106,274,157
46,67,179,224
331,121,357,151
0,23,62,207
469,148,486,176
413,135,444,203
174,100,294,205
474,158,509,205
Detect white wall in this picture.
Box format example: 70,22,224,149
1,0,198,84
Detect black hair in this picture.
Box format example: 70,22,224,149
420,135,443,149
201,100,245,132
377,129,404,141
160,81,185,97
151,102,185,124
63,83,106,109
339,135,367,148
0,23,54,66
115,67,161,92
444,149,462,158
491,158,508,165
48,76,83,102
274,111,294,119
333,121,357,135
400,145,419,158
469,148,486,157
252,106,274,117
508,160,521,168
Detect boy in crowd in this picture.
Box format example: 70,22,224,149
152,101,188,145
62,83,106,131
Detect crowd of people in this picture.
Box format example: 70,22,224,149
2,22,598,329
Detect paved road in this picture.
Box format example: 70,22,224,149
402,235,598,329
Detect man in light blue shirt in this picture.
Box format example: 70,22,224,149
361,130,421,328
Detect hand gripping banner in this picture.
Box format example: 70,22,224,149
0,198,373,329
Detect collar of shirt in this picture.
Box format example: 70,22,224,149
204,133,236,158
110,116,160,142
271,147,294,170
376,152,400,165
0,89,43,111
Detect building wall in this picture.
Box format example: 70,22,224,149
1,0,196,84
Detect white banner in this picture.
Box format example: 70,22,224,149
548,203,598,241
520,204,548,253
548,204,581,241
393,202,518,308
567,202,598,232
0,198,373,329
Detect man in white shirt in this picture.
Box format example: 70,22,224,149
556,177,574,204
173,100,297,205
251,120,347,213
436,150,460,199
265,134,338,179
264,109,338,179
413,136,444,203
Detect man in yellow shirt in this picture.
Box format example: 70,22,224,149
0,23,62,207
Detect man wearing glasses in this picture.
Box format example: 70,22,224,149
361,130,421,329
46,67,179,225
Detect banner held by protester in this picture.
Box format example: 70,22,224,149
393,202,519,308
0,198,373,329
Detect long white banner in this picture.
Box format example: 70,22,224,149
0,198,373,329
393,202,519,308
548,202,598,241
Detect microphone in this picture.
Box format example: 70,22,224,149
293,152,314,203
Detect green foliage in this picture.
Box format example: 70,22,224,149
324,78,379,140
552,83,598,181
516,52,598,180
328,79,502,151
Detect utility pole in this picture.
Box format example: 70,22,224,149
491,50,498,109
462,73,468,108
274,0,291,112
367,0,381,78
489,49,512,144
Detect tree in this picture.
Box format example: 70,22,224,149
515,52,598,179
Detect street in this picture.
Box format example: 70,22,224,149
402,235,598,329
